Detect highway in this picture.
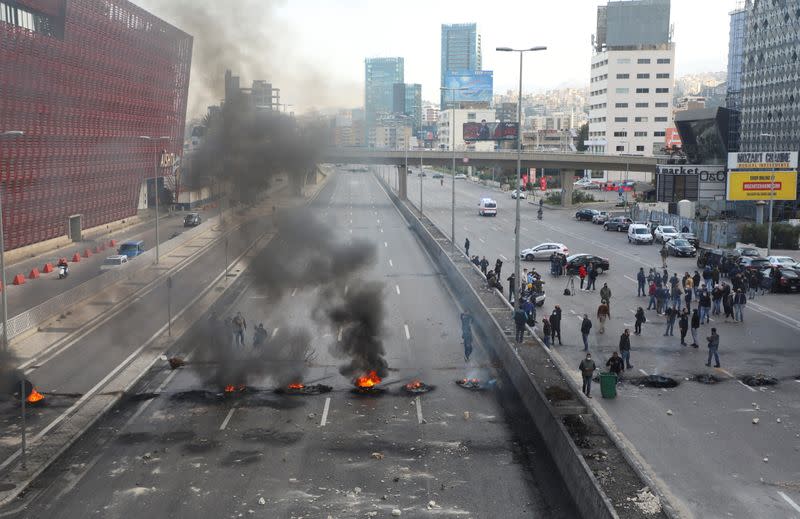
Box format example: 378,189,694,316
5,170,579,518
392,166,800,519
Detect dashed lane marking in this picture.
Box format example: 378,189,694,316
624,275,637,283
320,397,331,427
404,324,411,340
344,284,349,295
389,259,394,267
272,327,280,338
384,242,388,247
395,285,400,295
291,287,297,297
499,254,508,261
415,396,424,424
778,491,800,514
219,408,236,431
639,369,648,376
337,327,343,342
479,238,485,243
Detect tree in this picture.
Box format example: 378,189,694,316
576,123,589,152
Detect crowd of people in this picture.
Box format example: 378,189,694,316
211,311,269,348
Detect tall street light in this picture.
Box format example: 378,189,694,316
760,133,777,255
138,136,171,264
440,86,468,253
497,45,547,306
0,131,24,351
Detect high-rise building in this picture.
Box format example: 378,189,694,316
726,2,749,112
440,23,481,109
392,83,423,132
740,0,800,153
0,0,191,251
365,57,404,126
587,0,675,178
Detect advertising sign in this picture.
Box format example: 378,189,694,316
463,121,518,141
656,165,726,202
727,151,798,170
443,70,493,104
726,170,798,201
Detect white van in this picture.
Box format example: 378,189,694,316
478,198,497,216
627,224,654,245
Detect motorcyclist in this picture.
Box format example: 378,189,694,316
57,257,69,277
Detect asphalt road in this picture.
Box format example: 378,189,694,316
390,167,800,519
2,207,216,319
4,170,578,518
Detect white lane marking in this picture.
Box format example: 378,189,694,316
499,254,508,261
249,295,268,299
344,284,349,295
479,238,485,243
377,219,381,224
349,229,353,234
384,242,388,247
380,229,384,233
337,327,343,341
291,287,297,297
778,491,800,514
522,227,529,232
389,259,394,267
624,275,637,283
219,408,236,431
404,324,411,340
415,396,424,424
569,309,577,314
272,327,280,338
638,369,648,376
395,285,400,295
737,379,757,392
320,397,331,427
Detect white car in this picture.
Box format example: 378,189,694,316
591,211,610,224
100,255,129,271
653,225,680,244
767,255,799,268
478,198,497,216
454,173,467,180
520,243,569,261
510,190,526,199
573,178,600,190
627,224,654,244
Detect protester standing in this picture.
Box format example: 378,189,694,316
550,306,563,345
587,263,598,291
634,307,646,335
578,265,587,290
507,273,516,303
647,281,657,310
599,283,612,310
637,267,646,296
733,288,746,322
494,258,503,277
660,244,669,268
699,289,712,324
580,314,593,351
663,305,676,336
597,300,610,334
678,309,689,346
464,238,470,257
541,316,552,348
606,351,625,379
479,256,489,276
705,328,721,367
690,309,700,348
513,306,527,343
579,353,597,398
619,328,633,369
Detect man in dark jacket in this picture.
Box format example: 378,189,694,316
705,328,721,367
692,271,702,295
637,267,646,296
619,328,632,369
699,289,712,324
495,258,503,277
550,305,562,345
579,353,597,398
733,288,747,322
690,309,700,348
587,264,598,291
663,306,676,336
464,238,470,257
479,256,489,276
606,351,625,378
513,306,527,343
634,307,646,335
580,314,592,351
678,309,689,346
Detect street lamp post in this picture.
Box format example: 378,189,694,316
760,133,778,255
0,131,24,351
138,136,170,264
440,87,468,253
496,46,547,306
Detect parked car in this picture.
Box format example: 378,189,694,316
734,246,761,258
666,238,697,257
100,255,129,271
677,232,700,248
627,224,654,245
759,267,800,292
696,247,735,269
767,255,800,269
566,254,610,275
454,173,467,179
431,172,443,179
417,171,427,177
510,189,526,199
653,225,680,243
520,243,569,261
575,209,599,221
738,256,771,271
591,211,610,224
183,212,201,227
603,216,633,232
574,178,600,190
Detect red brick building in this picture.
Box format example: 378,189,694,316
0,0,192,250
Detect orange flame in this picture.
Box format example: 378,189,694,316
405,380,423,390
287,382,305,389
27,388,44,404
223,385,245,393
460,378,480,385
354,370,382,388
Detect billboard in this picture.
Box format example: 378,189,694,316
463,121,518,141
727,151,798,170
443,70,493,104
726,171,798,201
656,165,726,202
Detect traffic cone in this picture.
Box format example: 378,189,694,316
72,253,81,262
13,274,26,285
42,263,54,273
83,249,91,258
109,239,117,247
28,268,40,279
93,246,101,254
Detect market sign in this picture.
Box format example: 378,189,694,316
726,170,798,201
727,151,798,170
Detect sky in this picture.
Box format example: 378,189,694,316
139,0,737,118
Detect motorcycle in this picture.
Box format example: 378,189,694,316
58,264,69,279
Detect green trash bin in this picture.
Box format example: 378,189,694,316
600,372,618,399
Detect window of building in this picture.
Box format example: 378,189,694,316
655,102,669,108
617,58,631,64
635,88,650,94
467,113,476,120
637,58,651,64
613,131,628,137
616,73,630,79
635,102,649,108
634,117,649,123
654,131,666,137
615,117,628,122
637,73,650,79
636,145,645,152
656,73,670,79
656,87,669,94
655,116,668,122
634,131,648,137
615,103,628,108
657,58,671,64
616,145,625,151
616,87,629,94
0,1,62,37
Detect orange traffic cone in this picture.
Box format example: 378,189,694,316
42,263,54,273
13,274,26,285
72,253,81,262
28,268,40,279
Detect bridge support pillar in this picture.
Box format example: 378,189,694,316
560,169,575,208
398,165,408,200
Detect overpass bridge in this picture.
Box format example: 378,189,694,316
321,148,661,206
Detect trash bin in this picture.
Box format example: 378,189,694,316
600,372,618,399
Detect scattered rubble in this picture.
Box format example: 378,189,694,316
666,410,673,416
626,487,662,515
752,418,760,425
391,509,402,516
257,497,265,505
741,374,778,387
370,452,384,460
691,374,722,385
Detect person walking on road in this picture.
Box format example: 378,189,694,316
637,267,646,296
692,271,702,296
578,265,587,290
634,307,646,335
494,258,503,277
733,288,747,323
663,305,676,336
606,351,625,379
599,283,612,310
550,306,563,345
541,316,552,348
232,312,247,346
579,353,597,398
597,300,610,334
684,284,693,311
479,256,489,276
513,305,527,343
580,314,593,351
507,273,516,303
619,328,633,369
655,285,668,314
670,284,682,311
461,313,474,362
723,288,734,322
705,328,721,367
660,244,669,268
712,284,723,315
690,309,700,348
464,238,470,257
647,281,657,310
678,309,689,346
